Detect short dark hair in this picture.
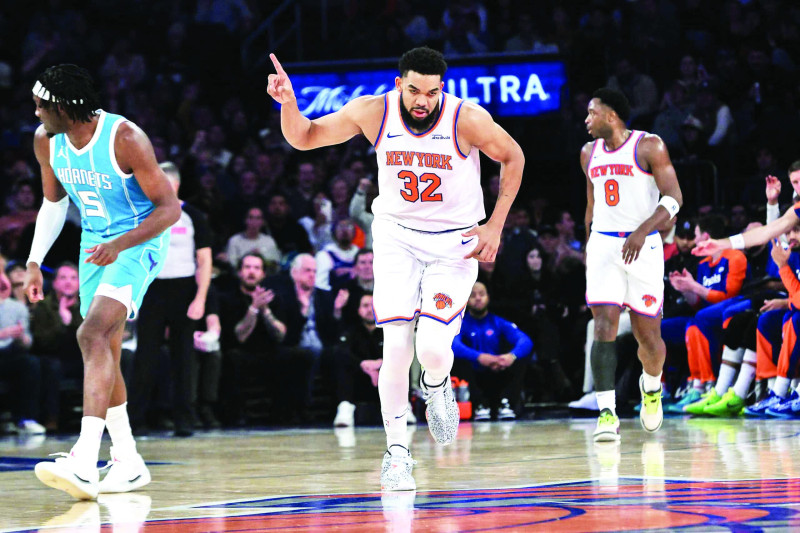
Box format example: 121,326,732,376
56,261,79,274
398,47,447,78
355,248,373,261
35,64,101,123
788,160,800,175
237,252,266,272
592,88,631,123
696,214,726,239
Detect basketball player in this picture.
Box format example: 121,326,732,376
582,88,682,442
267,47,523,490
24,64,180,499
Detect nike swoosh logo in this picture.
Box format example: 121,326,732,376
650,245,657,249
462,238,475,245
387,133,402,138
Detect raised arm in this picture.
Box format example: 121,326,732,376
457,102,525,262
694,206,800,256
267,53,373,150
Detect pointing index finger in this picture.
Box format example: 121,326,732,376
270,53,286,76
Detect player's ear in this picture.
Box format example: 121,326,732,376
395,77,402,92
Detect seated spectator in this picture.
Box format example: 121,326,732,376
315,218,360,290
0,254,43,434
224,206,281,270
5,260,28,304
452,282,533,421
299,193,334,252
30,262,83,432
265,193,312,260
332,292,382,427
218,253,311,425
0,179,38,259
337,248,375,326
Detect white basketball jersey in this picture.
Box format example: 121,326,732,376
588,130,659,232
371,90,484,232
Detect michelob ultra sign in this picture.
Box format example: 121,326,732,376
281,59,566,119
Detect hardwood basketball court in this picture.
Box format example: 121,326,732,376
1,416,799,531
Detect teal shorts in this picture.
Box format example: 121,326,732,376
78,231,170,319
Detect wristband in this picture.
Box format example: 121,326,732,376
729,234,745,250
657,195,680,218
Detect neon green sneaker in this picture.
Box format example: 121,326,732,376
684,388,721,415
703,388,745,417
593,409,620,442
639,375,663,432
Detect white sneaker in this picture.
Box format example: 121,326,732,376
406,403,417,424
18,419,46,434
473,405,491,421
593,409,621,443
98,447,151,493
333,401,355,427
35,452,100,500
639,375,663,433
568,392,599,411
420,371,459,445
380,446,416,491
497,398,517,420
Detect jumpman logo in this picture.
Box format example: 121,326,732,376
57,146,66,159
146,252,158,272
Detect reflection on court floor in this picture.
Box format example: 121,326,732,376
1,417,800,532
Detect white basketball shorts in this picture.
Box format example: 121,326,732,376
585,231,664,316
371,217,479,326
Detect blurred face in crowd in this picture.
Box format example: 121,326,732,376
396,70,443,132
467,282,489,315
790,170,800,197
330,178,349,205
674,232,695,254
245,207,265,233
291,254,317,292
538,232,559,254
527,248,543,272
556,211,575,237
354,251,374,282
680,55,697,79
358,294,375,324
786,223,800,250
240,171,259,196
334,219,356,247
267,195,289,220
53,265,79,299
238,255,266,291
7,264,25,289
297,163,316,191
730,205,749,231
15,183,36,210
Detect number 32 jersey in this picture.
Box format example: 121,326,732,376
372,90,484,232
588,130,659,233
49,110,156,239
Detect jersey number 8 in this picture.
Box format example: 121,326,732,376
604,179,620,206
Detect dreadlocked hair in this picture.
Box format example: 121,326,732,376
37,64,100,123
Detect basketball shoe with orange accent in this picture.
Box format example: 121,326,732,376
420,371,459,445
380,446,416,491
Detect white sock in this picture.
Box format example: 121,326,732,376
774,376,791,398
383,407,409,450
596,390,616,415
72,416,105,465
715,347,743,395
733,350,757,399
692,378,703,390
792,378,800,390
642,371,662,393
105,402,137,456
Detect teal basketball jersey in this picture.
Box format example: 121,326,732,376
49,110,155,238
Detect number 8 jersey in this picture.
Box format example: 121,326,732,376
372,90,484,232
49,110,156,238
588,130,659,232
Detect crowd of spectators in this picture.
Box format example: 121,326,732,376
2,0,800,433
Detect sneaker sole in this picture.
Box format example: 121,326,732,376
593,431,620,443
640,414,663,433
99,470,151,493
381,481,416,491
35,463,98,500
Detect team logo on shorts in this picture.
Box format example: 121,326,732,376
433,292,453,310
642,294,657,307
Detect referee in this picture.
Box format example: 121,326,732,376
129,162,213,436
